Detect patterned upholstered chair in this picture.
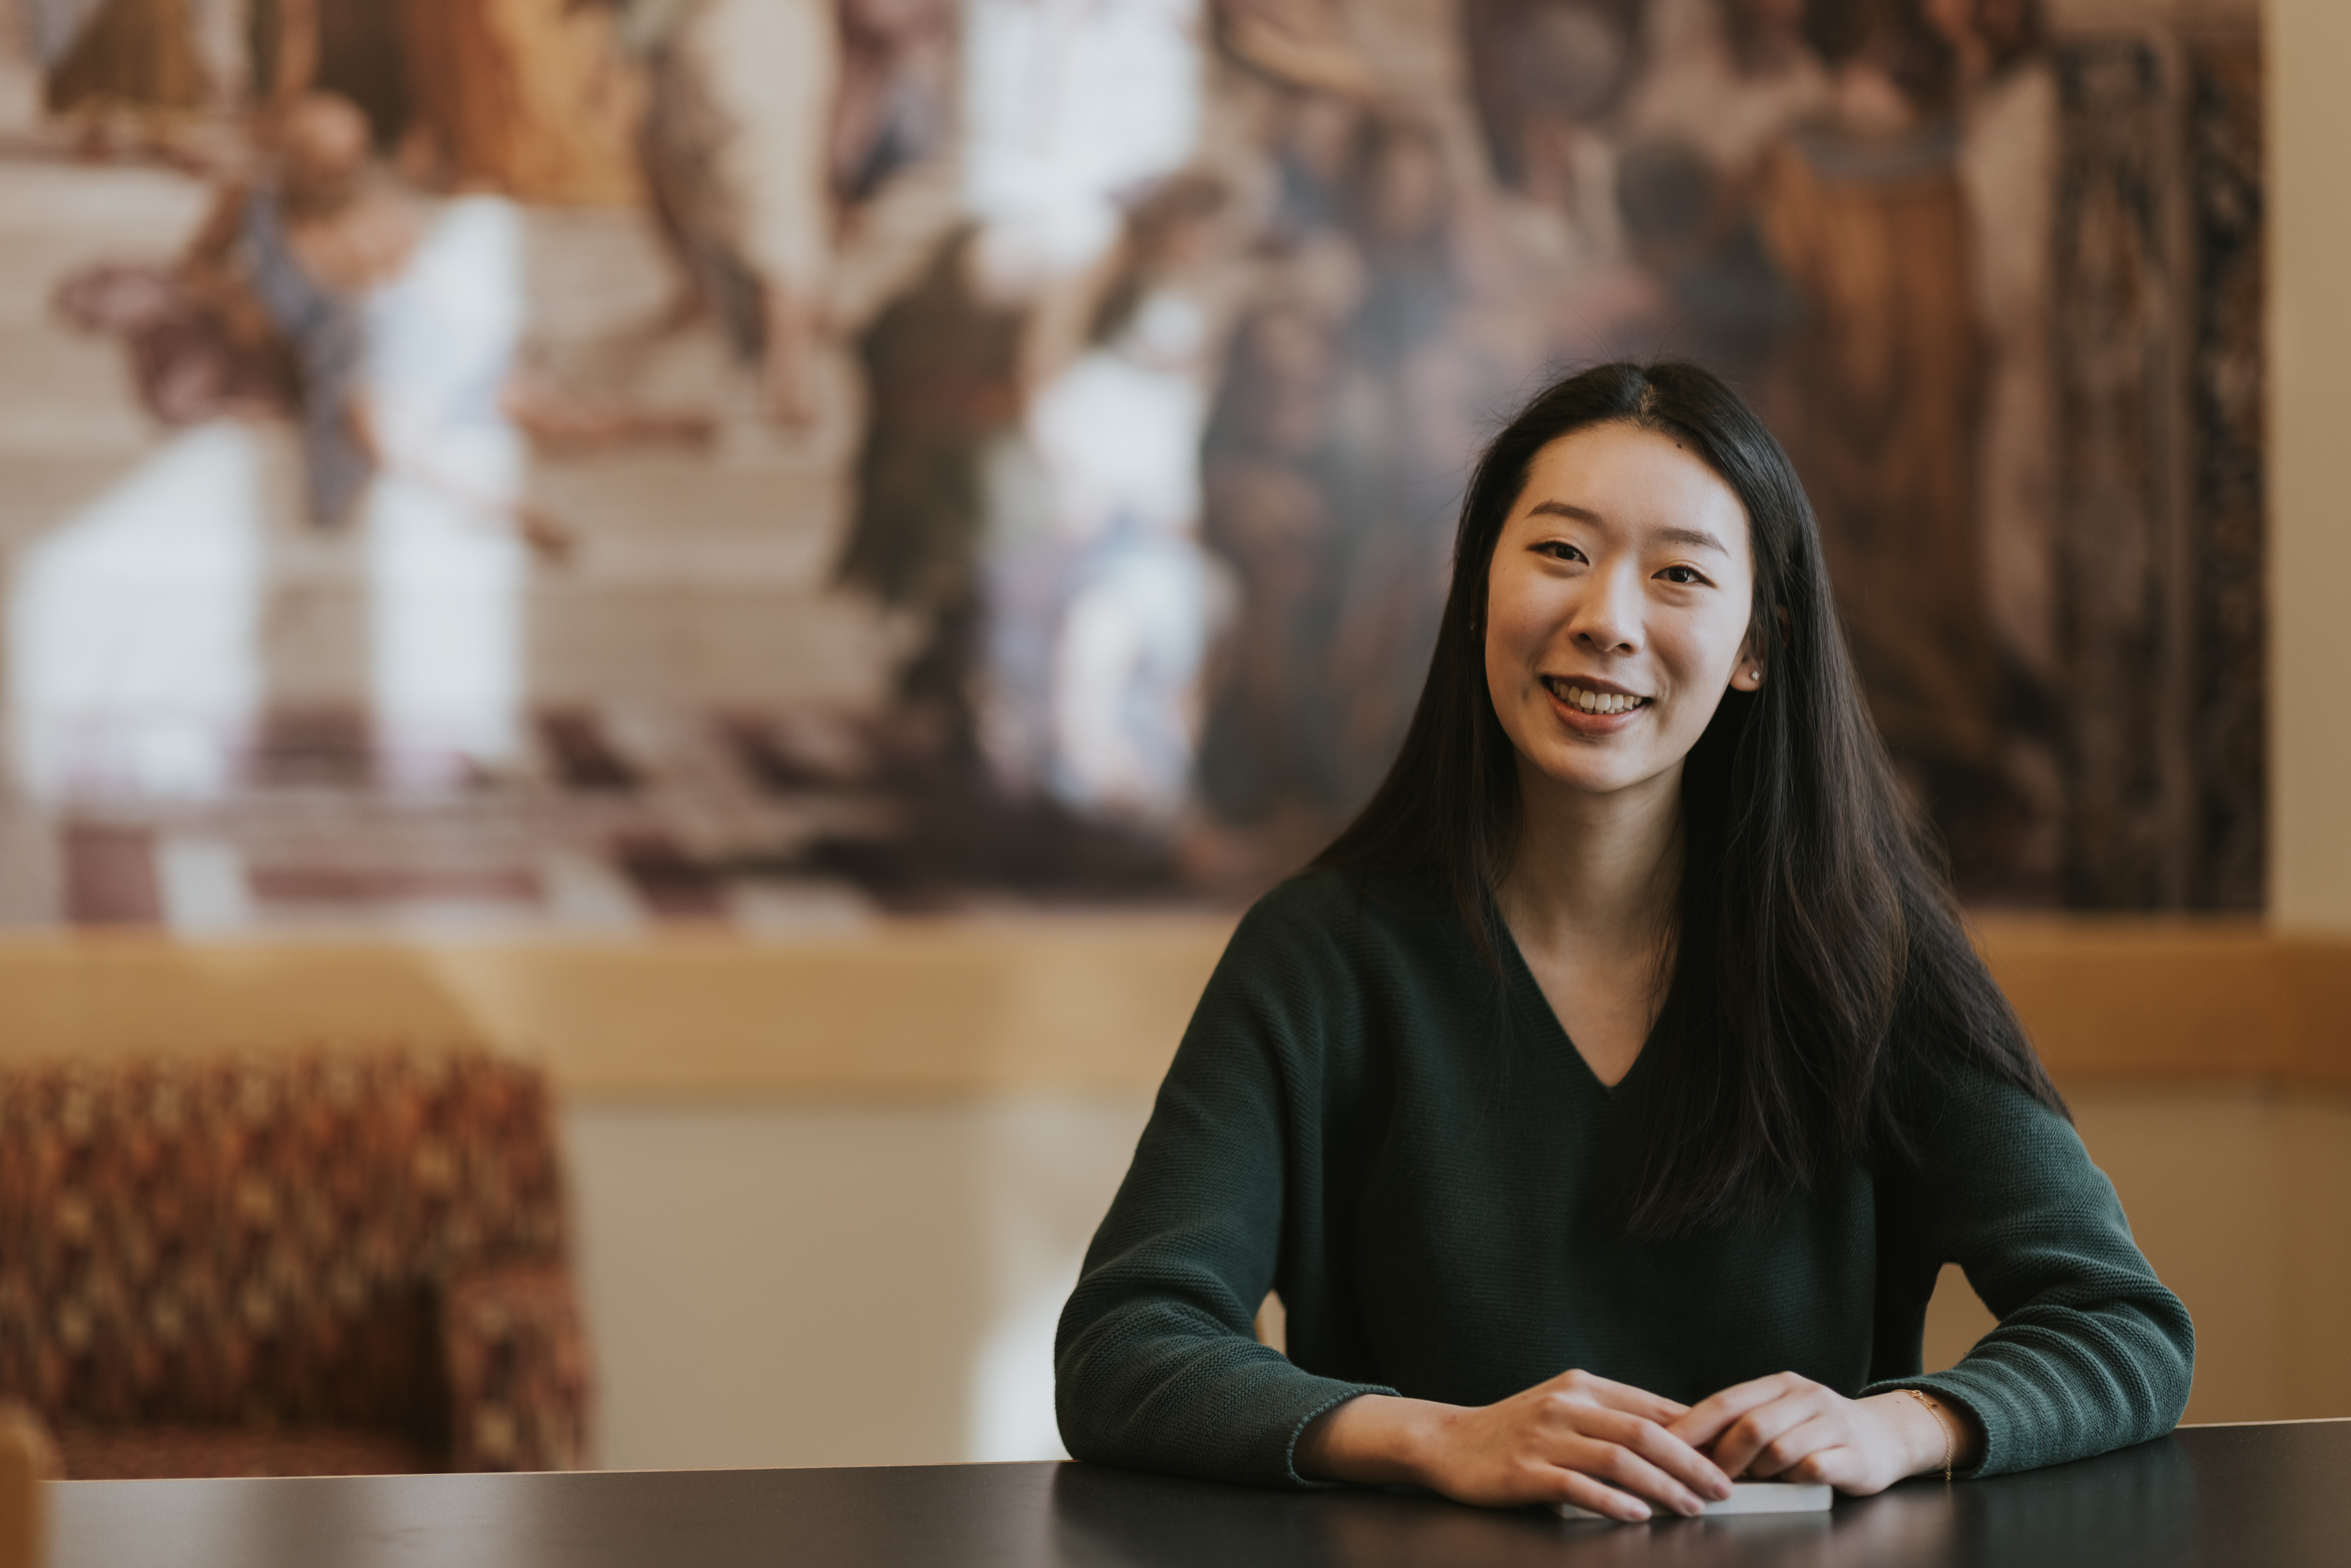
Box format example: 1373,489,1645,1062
0,1049,591,1478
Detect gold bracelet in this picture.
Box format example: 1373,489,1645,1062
1900,1389,1955,1482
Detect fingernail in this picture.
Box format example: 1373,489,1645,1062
1678,1497,1704,1517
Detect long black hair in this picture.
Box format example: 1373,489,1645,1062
1315,360,2063,1236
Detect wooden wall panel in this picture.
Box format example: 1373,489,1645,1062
0,918,2333,1096
1975,918,2351,1083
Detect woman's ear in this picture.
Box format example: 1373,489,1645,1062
1732,601,1789,690
1730,624,1767,692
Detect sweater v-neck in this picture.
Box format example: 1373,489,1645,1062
1489,903,1657,1102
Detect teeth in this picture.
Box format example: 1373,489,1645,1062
1549,680,1645,715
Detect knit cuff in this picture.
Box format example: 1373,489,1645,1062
1279,1383,1400,1489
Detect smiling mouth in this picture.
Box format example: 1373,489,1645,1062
1543,678,1650,716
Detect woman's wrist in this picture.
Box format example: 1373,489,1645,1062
1296,1393,1454,1488
1876,1388,1984,1478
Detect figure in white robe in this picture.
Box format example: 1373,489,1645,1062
957,0,1222,831
360,196,530,788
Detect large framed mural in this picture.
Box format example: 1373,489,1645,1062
0,0,2261,933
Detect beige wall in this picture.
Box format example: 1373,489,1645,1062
560,1093,1158,1470
2271,0,2351,930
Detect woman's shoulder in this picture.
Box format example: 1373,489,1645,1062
1878,910,2066,1136
1185,859,1474,1080
1878,1003,2074,1185
1216,857,1465,995
1236,857,1450,946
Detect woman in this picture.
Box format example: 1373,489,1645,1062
1054,361,2191,1520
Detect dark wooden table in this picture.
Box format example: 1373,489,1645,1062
51,1421,2346,1567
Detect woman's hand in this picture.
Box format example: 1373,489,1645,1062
1668,1373,1983,1495
1295,1370,1735,1521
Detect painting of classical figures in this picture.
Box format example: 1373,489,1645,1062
0,0,2262,931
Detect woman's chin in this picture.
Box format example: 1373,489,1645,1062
1519,745,1679,803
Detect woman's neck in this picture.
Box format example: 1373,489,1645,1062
1496,757,1684,963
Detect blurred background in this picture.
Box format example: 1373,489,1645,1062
0,0,2343,1490
0,0,2269,925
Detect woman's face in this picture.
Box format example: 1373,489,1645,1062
1482,423,1760,803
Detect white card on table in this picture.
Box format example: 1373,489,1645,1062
1552,1482,1833,1521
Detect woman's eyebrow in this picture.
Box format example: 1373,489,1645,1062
1525,501,1727,557
1526,500,1602,524
1654,526,1729,556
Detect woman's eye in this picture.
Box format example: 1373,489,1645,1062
1657,565,1706,585
1541,542,1587,564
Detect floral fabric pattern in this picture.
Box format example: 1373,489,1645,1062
0,1049,588,1476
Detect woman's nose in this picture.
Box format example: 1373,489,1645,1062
1570,564,1642,654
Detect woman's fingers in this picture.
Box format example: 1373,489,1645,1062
1545,1368,1691,1424
1736,1411,1846,1480
1571,1407,1733,1502
1772,1445,1860,1489
1667,1372,1802,1450
1699,1383,1836,1479
1558,1436,1716,1517
1554,1469,1656,1523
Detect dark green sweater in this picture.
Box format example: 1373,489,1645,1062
1055,865,2194,1487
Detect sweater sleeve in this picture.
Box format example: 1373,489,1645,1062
1863,1069,2195,1477
1054,891,1395,1487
